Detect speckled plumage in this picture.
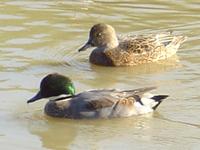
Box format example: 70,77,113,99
78,23,187,66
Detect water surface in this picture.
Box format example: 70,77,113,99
0,0,200,150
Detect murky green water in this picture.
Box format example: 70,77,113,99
0,0,200,149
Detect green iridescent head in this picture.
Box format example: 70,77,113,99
27,73,75,103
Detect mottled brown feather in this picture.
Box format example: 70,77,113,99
79,24,187,66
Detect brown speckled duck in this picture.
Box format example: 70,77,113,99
78,23,187,66
27,73,168,119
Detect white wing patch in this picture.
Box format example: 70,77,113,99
133,92,159,114
141,93,158,107
134,102,153,114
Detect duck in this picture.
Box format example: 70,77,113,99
78,23,187,66
27,73,168,119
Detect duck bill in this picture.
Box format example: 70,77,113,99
27,91,42,103
78,42,92,52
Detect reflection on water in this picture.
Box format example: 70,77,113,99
82,55,180,88
28,117,77,150
0,0,200,149
26,113,155,149
23,112,200,150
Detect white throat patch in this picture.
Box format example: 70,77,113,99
49,94,69,101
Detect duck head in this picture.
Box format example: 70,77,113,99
27,73,75,103
78,23,119,52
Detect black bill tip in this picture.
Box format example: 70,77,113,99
78,42,92,52
27,91,42,104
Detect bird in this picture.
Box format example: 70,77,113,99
27,73,168,119
78,23,187,66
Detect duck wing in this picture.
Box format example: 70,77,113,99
85,97,115,110
121,86,157,96
79,87,156,110
74,89,121,111
118,32,187,54
105,32,186,66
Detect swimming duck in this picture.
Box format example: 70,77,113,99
78,23,187,66
27,73,168,119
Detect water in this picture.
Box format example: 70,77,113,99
0,0,200,149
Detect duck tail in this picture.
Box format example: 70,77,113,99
156,32,187,48
169,35,187,48
133,93,168,114
139,93,168,110
151,95,169,110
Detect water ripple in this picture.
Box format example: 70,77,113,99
0,14,25,19
5,38,45,45
0,26,25,31
0,0,200,149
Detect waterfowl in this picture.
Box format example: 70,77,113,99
78,23,187,66
27,73,168,119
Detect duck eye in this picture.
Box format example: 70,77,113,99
97,33,102,37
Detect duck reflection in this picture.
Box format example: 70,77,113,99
82,55,180,88
27,114,77,150
25,111,165,149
